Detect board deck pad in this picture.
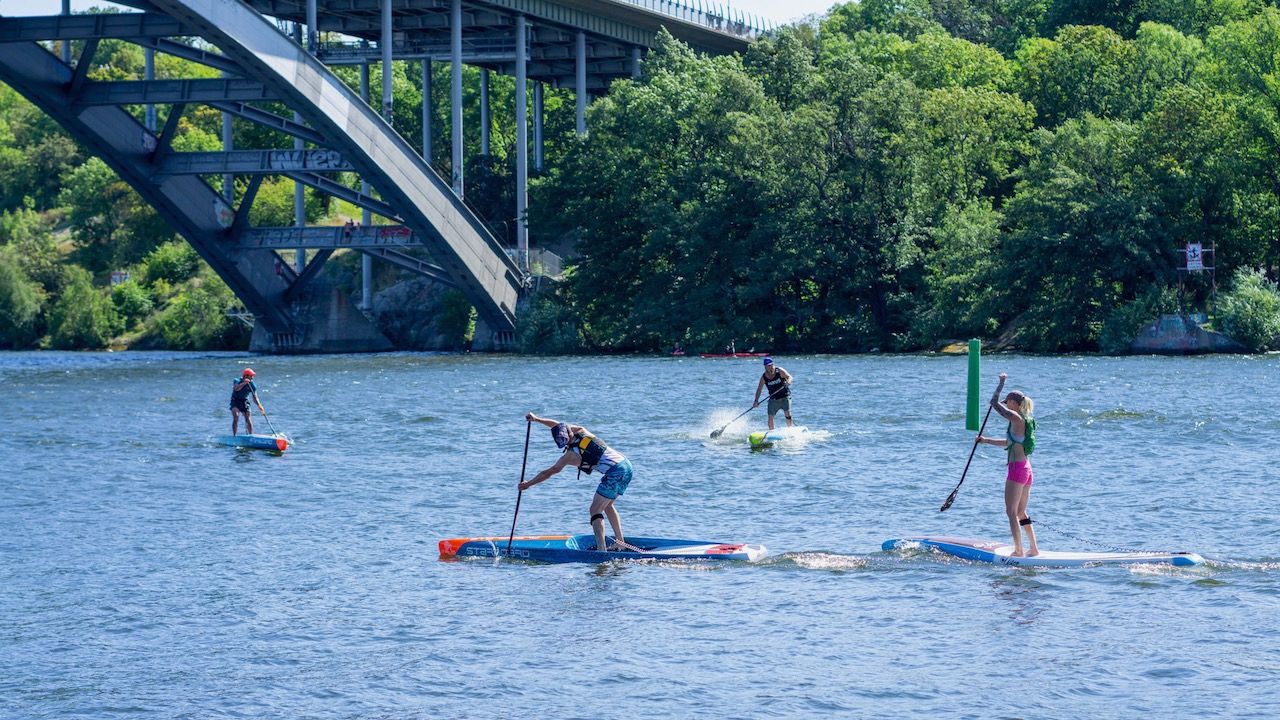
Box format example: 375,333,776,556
882,536,1204,567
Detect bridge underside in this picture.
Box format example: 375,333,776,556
0,0,758,352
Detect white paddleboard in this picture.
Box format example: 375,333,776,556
883,536,1204,567
748,425,809,447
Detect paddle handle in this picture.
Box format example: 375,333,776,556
507,420,532,555
940,401,995,512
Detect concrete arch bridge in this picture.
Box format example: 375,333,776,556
0,0,764,352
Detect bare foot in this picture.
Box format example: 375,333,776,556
1011,549,1025,558
1027,548,1040,557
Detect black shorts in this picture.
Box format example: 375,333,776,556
230,400,250,413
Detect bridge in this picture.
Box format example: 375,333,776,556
0,0,766,352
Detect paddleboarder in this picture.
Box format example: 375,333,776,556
229,368,266,436
520,412,635,553
976,373,1039,557
752,357,794,429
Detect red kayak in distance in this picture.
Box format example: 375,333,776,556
699,352,769,358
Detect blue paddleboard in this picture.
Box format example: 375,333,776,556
440,534,768,563
216,434,289,452
883,536,1204,567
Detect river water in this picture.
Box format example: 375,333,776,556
2,351,1277,718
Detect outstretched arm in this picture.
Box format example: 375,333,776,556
989,372,1017,421
753,376,766,407
526,412,559,429
519,452,576,490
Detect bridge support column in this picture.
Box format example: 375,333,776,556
221,80,233,202
60,0,71,63
292,23,305,273
306,0,318,52
294,111,306,273
360,48,373,312
576,30,587,135
144,48,157,130
381,0,393,122
515,15,528,269
422,59,432,163
632,47,642,78
480,69,490,157
451,0,464,197
533,81,543,172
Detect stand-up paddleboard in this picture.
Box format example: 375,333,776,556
749,426,809,448
439,534,768,563
882,536,1203,567
216,434,289,452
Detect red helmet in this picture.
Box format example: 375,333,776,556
242,368,256,377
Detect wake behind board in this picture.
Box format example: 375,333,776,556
216,433,289,452
439,534,768,564
749,425,809,448
882,537,1203,568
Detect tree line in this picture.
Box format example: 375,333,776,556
4,1,1280,353
523,0,1280,353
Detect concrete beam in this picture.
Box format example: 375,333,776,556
75,78,280,106
154,149,353,176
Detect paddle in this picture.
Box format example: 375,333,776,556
257,402,282,437
709,384,787,439
940,401,994,512
506,420,533,557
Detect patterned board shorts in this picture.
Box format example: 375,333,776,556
595,458,634,500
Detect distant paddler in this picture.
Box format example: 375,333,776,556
975,373,1040,557
229,368,266,436
520,412,635,553
752,357,794,429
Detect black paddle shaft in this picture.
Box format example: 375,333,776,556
507,420,533,556
940,400,996,512
709,383,789,439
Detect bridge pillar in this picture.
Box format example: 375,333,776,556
306,0,317,52
359,49,373,312
480,69,490,157
422,59,433,164
576,30,587,135
533,81,543,172
60,0,70,63
144,48,156,130
381,0,393,122
292,23,305,274
515,15,528,269
632,47,643,78
451,0,464,196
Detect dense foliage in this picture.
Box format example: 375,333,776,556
528,2,1280,353
3,2,1280,353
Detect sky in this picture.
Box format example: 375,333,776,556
2,0,841,25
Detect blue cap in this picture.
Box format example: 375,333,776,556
551,422,571,449
762,357,773,365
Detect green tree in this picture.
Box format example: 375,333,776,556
1001,116,1164,351
0,252,44,348
1218,267,1280,350
1014,25,1138,125
48,266,122,349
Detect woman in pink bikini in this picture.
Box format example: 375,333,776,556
976,372,1039,557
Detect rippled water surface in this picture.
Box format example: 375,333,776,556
2,351,1278,718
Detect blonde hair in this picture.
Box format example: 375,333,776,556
1007,390,1034,419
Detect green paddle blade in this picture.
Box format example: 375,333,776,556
965,339,981,432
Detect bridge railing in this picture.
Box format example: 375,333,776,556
619,0,777,37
